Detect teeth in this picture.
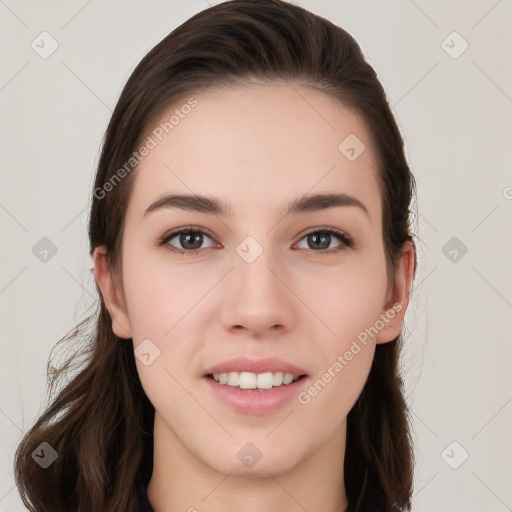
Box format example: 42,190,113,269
211,371,300,390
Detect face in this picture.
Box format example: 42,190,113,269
95,83,412,477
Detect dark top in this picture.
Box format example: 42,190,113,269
136,465,386,511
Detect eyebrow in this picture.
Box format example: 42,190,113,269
143,192,370,220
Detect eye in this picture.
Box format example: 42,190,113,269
158,226,354,257
159,227,216,256
295,228,353,254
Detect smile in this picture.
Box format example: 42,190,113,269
209,371,303,390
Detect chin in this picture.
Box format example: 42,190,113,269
204,448,302,478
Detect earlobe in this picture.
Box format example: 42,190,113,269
376,240,416,344
92,246,132,339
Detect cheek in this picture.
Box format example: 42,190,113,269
297,252,389,346
296,262,385,419
295,251,387,411
122,254,209,420
121,251,212,396
121,251,209,341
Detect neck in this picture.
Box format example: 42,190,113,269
147,412,349,512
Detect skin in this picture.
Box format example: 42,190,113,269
93,83,415,512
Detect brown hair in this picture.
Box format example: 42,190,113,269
14,1,417,510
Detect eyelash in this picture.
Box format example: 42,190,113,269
157,226,354,258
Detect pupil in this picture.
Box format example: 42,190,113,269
310,233,329,250
181,232,202,249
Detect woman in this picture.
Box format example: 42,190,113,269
15,1,417,510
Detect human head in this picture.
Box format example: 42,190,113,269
15,1,417,511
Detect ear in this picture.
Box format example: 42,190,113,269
376,240,416,344
92,245,132,339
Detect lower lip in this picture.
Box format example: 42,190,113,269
202,375,309,414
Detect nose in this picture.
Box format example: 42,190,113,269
219,241,296,338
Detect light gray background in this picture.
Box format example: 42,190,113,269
1,1,511,510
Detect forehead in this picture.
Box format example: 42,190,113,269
128,83,381,223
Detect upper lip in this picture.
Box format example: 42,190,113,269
202,356,308,377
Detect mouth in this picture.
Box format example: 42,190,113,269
205,371,308,391
202,371,309,414
201,356,309,412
